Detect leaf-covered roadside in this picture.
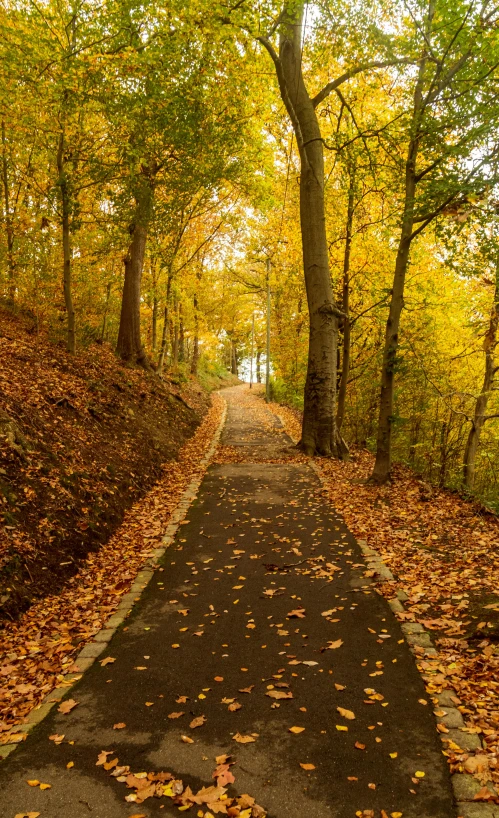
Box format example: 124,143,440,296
271,401,499,792
0,394,224,740
307,440,499,792
0,309,209,619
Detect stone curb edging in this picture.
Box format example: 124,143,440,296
273,410,496,818
0,398,228,761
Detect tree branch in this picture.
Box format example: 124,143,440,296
311,59,414,109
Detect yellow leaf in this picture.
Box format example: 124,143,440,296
415,771,425,778
289,726,305,734
27,780,40,787
336,725,348,731
389,752,398,759
300,763,316,770
66,761,74,769
39,783,52,790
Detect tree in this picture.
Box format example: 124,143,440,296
370,0,499,482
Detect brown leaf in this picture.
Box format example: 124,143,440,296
49,734,65,744
189,715,207,729
287,608,306,618
58,699,78,714
100,657,116,667
233,733,256,743
266,690,293,700
337,706,355,720
168,712,184,719
326,639,343,650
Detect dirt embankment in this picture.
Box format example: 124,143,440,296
0,309,214,621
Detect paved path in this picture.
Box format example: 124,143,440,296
0,386,455,817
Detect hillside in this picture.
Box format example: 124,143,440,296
0,309,229,620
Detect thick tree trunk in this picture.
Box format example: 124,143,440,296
116,171,155,367
463,282,499,489
1,121,15,302
56,129,75,355
272,4,338,456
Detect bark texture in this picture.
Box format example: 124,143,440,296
276,5,338,455
116,168,156,367
56,128,76,355
463,281,499,489
1,121,15,301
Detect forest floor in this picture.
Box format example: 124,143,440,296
0,385,461,818
0,307,235,622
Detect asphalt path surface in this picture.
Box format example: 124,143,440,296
0,385,455,817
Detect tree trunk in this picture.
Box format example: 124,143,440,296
178,302,185,363
267,4,338,455
463,280,499,489
116,170,155,367
56,128,75,355
191,293,199,375
256,348,262,382
100,281,112,343
231,339,238,376
370,52,427,483
1,121,15,302
171,296,179,367
152,296,158,351
157,269,173,377
336,165,355,460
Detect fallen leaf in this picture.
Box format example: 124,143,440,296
58,699,78,714
113,722,126,729
300,763,316,770
189,715,207,729
233,733,256,743
49,734,65,744
181,735,194,744
100,657,116,667
287,608,306,618
289,726,305,734
355,742,366,750
14,813,40,818
337,707,355,720
266,690,293,700
326,639,343,650
168,712,184,719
